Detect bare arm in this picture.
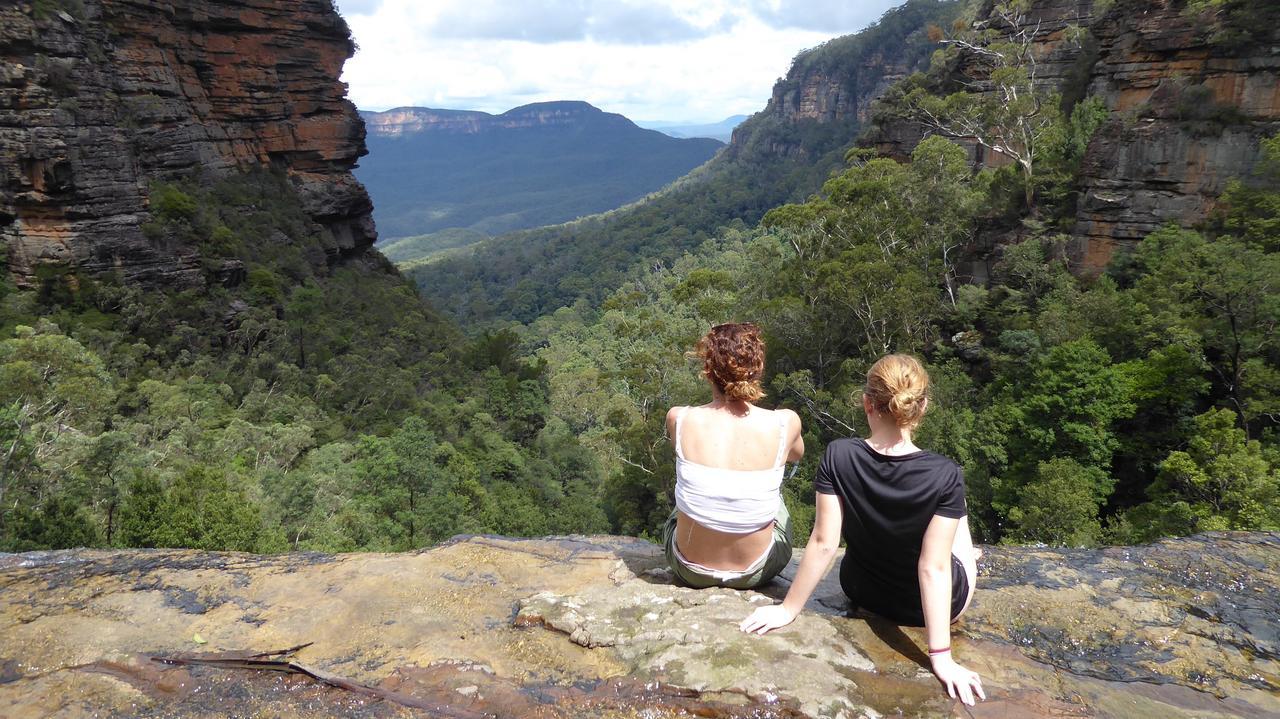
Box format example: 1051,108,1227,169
740,492,842,633
919,514,984,705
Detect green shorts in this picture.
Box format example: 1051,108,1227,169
662,500,793,590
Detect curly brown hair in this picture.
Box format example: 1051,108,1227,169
695,322,766,401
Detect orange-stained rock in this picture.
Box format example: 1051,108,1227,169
862,0,1279,275
0,0,375,288
0,533,1276,719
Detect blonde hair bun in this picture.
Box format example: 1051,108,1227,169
865,354,930,428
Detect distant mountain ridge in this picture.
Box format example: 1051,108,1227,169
355,101,724,243
362,101,636,137
407,0,963,323
638,115,749,143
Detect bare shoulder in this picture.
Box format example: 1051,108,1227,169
775,407,802,430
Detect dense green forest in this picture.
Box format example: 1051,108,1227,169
0,172,609,552
406,0,964,325
523,129,1280,547
2,0,1277,553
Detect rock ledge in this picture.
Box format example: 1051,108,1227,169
0,532,1276,718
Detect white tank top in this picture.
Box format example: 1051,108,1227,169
673,407,788,534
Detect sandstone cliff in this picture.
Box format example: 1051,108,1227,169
1,533,1275,718
1071,0,1279,268
0,0,374,288
866,0,1280,271
724,0,960,161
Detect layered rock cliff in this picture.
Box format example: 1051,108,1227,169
1071,0,1279,268
725,0,962,160
0,0,374,288
867,0,1280,271
1,533,1276,718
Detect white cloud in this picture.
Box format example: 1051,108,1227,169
747,0,895,32
334,0,902,123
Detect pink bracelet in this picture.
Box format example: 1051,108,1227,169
927,646,951,656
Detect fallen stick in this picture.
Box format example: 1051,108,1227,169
149,645,491,719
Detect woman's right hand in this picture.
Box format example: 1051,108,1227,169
929,652,985,706
739,604,797,634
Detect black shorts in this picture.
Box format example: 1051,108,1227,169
840,554,970,627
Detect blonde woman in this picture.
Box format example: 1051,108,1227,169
663,322,804,589
740,354,985,706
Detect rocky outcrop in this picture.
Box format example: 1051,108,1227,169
867,0,1280,271
0,0,374,288
1,532,1275,718
725,0,959,161
1071,1,1280,268
362,101,645,139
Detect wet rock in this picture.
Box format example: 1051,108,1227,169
0,533,1276,718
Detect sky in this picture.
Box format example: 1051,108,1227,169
334,0,903,124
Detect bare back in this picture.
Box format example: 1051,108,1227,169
678,405,796,470
667,404,803,570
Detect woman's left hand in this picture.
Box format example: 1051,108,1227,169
739,604,797,634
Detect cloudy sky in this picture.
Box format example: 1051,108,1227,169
334,0,902,124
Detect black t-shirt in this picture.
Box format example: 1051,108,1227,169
815,438,966,623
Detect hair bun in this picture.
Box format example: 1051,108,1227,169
723,379,763,401
694,323,767,402
864,354,930,428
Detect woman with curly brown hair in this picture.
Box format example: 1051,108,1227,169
740,354,985,706
662,322,804,589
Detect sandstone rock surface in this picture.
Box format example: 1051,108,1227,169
1,532,1276,718
0,0,374,287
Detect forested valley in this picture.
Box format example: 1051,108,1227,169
1,0,1277,553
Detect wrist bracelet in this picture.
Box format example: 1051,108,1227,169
927,646,951,656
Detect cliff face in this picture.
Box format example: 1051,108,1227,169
1072,0,1280,268
753,49,916,131
362,101,637,139
729,55,917,162
0,0,374,288
869,0,1280,271
725,0,960,161
0,533,1275,719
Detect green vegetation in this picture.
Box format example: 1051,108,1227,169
31,0,86,22
521,128,1280,547
3,0,1276,554
0,171,607,552
406,0,963,325
1185,0,1280,49
378,228,489,266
